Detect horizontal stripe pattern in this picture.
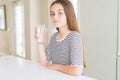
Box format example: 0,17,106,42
46,31,83,66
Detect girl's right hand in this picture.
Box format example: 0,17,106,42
34,26,47,43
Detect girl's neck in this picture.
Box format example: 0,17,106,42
57,28,71,41
58,30,70,36
58,25,70,35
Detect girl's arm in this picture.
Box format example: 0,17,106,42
34,27,48,66
38,44,48,66
38,43,83,76
46,63,83,76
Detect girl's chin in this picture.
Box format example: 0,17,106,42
54,25,60,28
55,26,61,28
53,23,60,27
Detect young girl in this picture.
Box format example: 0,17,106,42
34,0,87,76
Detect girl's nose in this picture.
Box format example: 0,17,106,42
53,13,58,19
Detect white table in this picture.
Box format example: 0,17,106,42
0,55,96,80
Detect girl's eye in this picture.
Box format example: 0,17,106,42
50,13,55,16
58,12,63,15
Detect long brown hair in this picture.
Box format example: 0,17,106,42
50,0,87,68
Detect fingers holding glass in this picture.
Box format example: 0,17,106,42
34,24,47,44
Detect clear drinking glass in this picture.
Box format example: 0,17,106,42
36,24,47,43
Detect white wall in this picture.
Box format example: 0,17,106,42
117,0,120,79
29,0,43,61
80,0,117,80
0,31,9,54
0,0,14,55
117,58,120,80
23,0,31,59
23,0,49,61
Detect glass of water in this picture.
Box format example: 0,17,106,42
36,24,47,44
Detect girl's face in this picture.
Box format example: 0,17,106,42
50,3,67,28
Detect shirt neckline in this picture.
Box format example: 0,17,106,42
56,31,72,42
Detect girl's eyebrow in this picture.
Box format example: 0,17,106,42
58,9,64,11
50,9,64,12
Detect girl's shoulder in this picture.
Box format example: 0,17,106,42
66,31,82,41
50,32,58,40
51,32,58,37
69,31,81,37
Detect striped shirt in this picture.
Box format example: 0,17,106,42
46,31,85,74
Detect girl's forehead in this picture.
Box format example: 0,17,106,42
50,3,64,11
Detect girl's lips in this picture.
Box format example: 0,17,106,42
54,21,59,23
53,20,60,23
54,21,60,24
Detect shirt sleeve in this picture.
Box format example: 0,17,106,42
69,32,83,66
46,44,52,62
45,32,57,62
45,34,53,62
